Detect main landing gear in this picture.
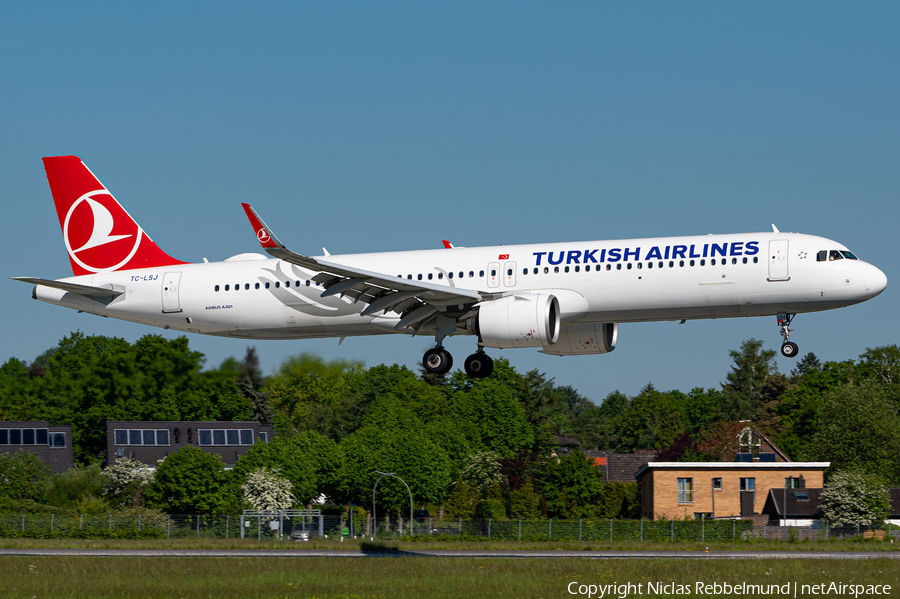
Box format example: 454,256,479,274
422,346,494,378
777,312,799,358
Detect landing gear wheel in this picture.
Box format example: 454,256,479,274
781,341,799,358
423,347,453,375
464,352,494,379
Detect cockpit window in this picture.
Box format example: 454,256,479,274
841,251,858,260
816,251,827,262
829,250,844,261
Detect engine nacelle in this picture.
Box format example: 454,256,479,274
473,293,560,349
539,323,618,356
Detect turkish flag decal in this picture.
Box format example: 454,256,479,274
499,254,509,260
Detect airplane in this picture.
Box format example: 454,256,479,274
13,156,888,379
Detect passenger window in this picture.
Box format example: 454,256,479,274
469,271,475,277
507,269,513,276
225,284,230,291
616,264,622,270
417,274,422,280
564,266,570,273
459,272,464,278
689,260,694,267
679,260,684,267
817,250,828,262
265,282,270,289
732,258,737,264
305,280,310,286
829,250,843,261
711,259,716,266
637,262,642,269
489,270,494,277
544,267,549,274
235,283,240,290
606,264,611,271
669,261,674,268
533,268,538,274
554,267,560,273
448,272,453,279
285,281,290,287
408,274,413,279
753,257,759,263
595,265,601,271
626,263,632,270
275,282,280,288
296,281,300,287
245,284,250,290
574,265,580,272
215,285,220,292
522,268,527,275
439,273,444,279
428,273,433,280
479,271,484,277
647,262,653,269
700,259,705,266
742,257,747,264
658,261,663,268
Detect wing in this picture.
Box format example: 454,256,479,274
11,277,125,299
241,203,497,330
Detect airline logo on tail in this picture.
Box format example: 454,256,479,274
64,190,142,272
43,156,187,275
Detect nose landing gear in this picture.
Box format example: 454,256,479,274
777,312,798,358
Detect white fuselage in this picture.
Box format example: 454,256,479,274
33,231,887,342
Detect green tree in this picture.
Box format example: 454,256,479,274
102,457,154,507
232,438,318,504
809,381,900,483
444,478,479,519
447,379,533,458
144,446,237,514
721,338,778,421
459,451,503,493
820,470,890,528
0,451,52,502
537,450,604,519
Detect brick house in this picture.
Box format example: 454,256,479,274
0,421,73,474
635,461,830,520
107,421,273,468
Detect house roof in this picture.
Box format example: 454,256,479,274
763,488,824,517
585,450,660,483
634,461,831,479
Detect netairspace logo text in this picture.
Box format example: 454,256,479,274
567,581,892,598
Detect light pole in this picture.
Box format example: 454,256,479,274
374,471,414,536
372,471,392,539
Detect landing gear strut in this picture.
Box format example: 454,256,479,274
464,351,494,379
423,346,453,375
777,312,798,358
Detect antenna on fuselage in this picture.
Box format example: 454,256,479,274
771,224,780,233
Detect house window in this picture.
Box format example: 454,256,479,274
793,492,810,501
197,429,257,446
677,478,693,503
113,429,171,446
50,432,66,448
785,477,802,489
712,478,722,490
740,478,755,492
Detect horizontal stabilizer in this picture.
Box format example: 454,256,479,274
10,277,126,299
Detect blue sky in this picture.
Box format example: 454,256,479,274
2,2,897,403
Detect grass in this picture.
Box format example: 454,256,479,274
0,556,896,598
0,536,897,552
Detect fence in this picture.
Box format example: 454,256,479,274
0,514,895,542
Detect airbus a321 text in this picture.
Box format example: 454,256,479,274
13,156,888,378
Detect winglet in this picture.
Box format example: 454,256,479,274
241,203,283,250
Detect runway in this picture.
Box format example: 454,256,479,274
1,548,898,559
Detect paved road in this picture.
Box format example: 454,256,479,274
0,548,897,559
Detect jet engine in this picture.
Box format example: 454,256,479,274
539,323,618,356
468,293,560,349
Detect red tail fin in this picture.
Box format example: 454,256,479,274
42,156,188,275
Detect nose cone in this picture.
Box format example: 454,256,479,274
866,264,888,298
